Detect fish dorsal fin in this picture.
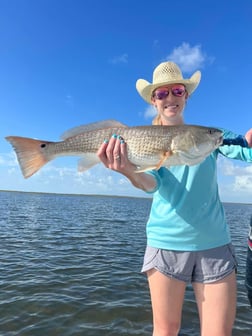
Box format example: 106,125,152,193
61,119,127,140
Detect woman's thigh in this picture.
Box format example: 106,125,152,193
193,271,237,336
147,269,187,335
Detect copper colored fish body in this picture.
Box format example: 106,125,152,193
5,120,223,178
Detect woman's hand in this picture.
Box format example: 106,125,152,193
97,134,157,192
97,134,136,173
245,129,252,148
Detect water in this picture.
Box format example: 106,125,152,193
0,191,251,335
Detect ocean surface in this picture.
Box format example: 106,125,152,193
0,190,252,336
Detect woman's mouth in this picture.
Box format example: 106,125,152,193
164,104,179,110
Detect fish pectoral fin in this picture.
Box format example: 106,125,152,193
78,153,100,172
155,150,173,170
134,165,159,173
134,151,173,173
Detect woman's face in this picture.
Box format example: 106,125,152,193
151,84,188,125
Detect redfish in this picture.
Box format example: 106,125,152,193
5,119,223,178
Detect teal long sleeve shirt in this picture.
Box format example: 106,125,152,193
145,129,252,251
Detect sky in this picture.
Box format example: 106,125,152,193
0,0,252,203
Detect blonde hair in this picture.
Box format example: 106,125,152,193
151,94,163,125
152,114,162,125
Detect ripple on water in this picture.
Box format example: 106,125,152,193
0,192,252,335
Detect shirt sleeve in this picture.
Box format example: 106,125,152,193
218,129,252,162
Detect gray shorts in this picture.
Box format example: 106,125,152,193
141,244,237,283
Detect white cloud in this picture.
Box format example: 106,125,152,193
65,94,74,110
153,40,159,48
109,54,128,64
217,157,252,202
166,42,210,73
219,156,252,176
0,152,17,166
144,105,156,120
0,158,146,197
233,175,252,192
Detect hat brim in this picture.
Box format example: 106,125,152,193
136,71,201,104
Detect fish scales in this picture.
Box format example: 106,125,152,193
49,126,173,161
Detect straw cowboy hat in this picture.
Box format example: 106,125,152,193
136,61,201,104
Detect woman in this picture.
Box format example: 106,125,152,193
97,62,252,336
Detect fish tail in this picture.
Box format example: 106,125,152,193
5,136,53,178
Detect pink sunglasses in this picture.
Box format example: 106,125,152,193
152,85,186,100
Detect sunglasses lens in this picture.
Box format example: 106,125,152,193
154,90,169,100
172,86,185,96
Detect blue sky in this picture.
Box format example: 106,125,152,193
1,0,252,203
